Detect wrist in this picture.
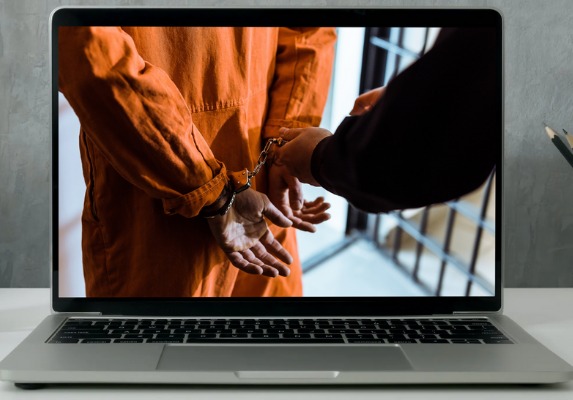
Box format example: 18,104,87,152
198,169,251,218
198,182,234,218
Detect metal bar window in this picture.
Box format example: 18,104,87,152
375,171,496,296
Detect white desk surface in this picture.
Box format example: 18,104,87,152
1,288,572,399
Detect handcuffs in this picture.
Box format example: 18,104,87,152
199,138,287,218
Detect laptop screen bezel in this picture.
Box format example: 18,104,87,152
50,7,503,316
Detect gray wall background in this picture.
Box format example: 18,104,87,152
1,0,572,288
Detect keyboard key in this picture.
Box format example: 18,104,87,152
387,339,418,343
346,334,374,340
266,329,294,334
450,339,480,344
204,328,227,334
439,333,508,339
49,339,80,343
173,328,202,334
407,334,437,339
328,329,356,334
114,339,145,343
220,334,248,338
55,334,122,339
124,334,154,339
314,334,343,339
483,339,513,344
283,333,311,339
376,334,405,340
347,339,385,344
187,334,216,339
156,334,185,339
420,339,449,343
81,339,112,343
59,328,106,333
251,334,280,338
236,329,264,334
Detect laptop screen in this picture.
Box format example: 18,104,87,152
51,8,502,315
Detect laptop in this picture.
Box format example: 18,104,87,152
1,6,573,388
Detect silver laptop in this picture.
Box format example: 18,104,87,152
1,6,572,389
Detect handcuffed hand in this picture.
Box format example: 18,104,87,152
267,163,331,232
206,188,293,278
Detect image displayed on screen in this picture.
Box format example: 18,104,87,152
58,25,498,298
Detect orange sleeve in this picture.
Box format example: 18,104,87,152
263,27,337,138
58,27,226,218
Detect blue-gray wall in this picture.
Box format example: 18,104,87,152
1,0,572,288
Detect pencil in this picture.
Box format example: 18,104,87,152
562,129,573,150
545,125,573,169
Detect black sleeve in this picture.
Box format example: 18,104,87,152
311,27,500,213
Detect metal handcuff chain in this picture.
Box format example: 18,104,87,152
216,138,288,217
249,137,288,180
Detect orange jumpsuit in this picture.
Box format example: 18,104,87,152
58,27,336,297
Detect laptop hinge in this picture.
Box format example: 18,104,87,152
452,311,500,315
55,312,102,316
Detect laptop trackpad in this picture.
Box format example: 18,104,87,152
157,345,413,375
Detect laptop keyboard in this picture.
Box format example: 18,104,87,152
48,318,512,344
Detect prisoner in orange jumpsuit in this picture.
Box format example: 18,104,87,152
58,27,336,297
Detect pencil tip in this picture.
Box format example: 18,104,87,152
545,125,555,139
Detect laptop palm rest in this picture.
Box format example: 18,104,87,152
156,345,413,376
